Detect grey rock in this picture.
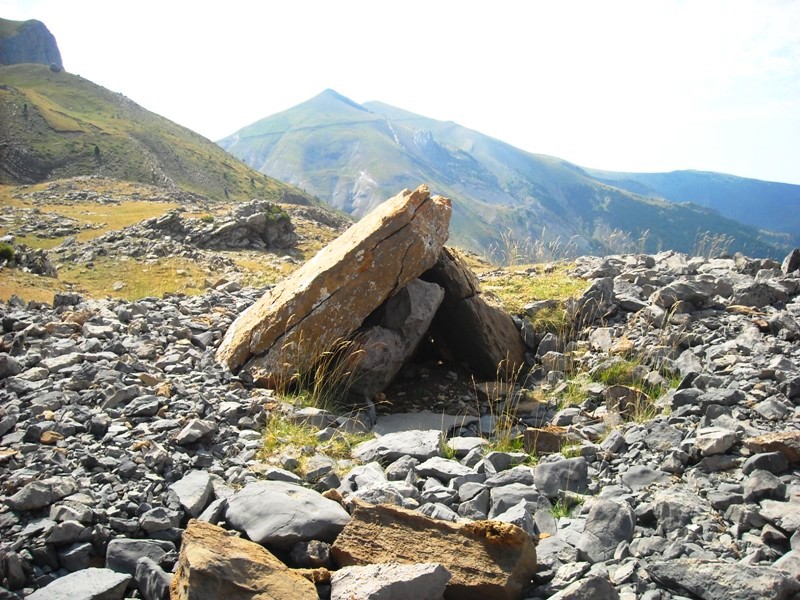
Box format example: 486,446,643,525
648,558,800,599
492,500,536,536
535,457,589,497
169,470,213,517
415,456,474,481
548,574,620,599
620,465,671,491
173,419,217,444
134,557,172,600
106,538,174,577
742,452,789,475
225,480,350,548
352,429,442,463
782,248,800,274
7,477,77,511
26,568,131,600
0,353,22,379
289,540,334,569
743,470,786,503
331,562,451,600
488,482,542,519
653,487,706,534
576,498,636,563
759,500,800,532
695,426,736,456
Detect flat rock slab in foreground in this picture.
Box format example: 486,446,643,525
170,520,318,600
215,185,451,385
331,501,537,600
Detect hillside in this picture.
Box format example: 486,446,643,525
0,63,313,204
584,168,800,244
220,90,792,259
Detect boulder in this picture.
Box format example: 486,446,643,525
27,568,130,600
782,248,800,274
331,501,537,600
647,558,800,600
215,186,451,385
224,480,350,548
744,431,800,464
421,247,526,379
348,278,444,399
330,562,451,600
170,520,318,600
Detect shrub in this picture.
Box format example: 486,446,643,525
0,243,14,262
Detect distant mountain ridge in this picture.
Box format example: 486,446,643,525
0,17,62,70
219,89,795,259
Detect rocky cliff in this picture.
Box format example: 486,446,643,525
0,18,62,70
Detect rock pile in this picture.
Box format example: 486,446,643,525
0,244,799,599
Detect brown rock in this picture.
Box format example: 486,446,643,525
331,501,537,600
40,431,63,445
744,431,800,464
523,426,566,455
422,247,526,379
169,519,318,600
215,186,451,386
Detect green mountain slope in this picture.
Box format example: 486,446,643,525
0,63,312,204
584,169,800,244
220,90,790,258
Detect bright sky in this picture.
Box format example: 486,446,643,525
2,0,799,184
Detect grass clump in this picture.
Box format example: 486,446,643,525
480,263,585,316
0,243,14,262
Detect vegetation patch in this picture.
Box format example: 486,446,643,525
479,262,585,315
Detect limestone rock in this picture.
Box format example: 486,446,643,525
348,278,444,399
26,567,130,600
330,562,451,600
225,480,350,548
216,186,450,385
744,431,800,464
170,520,318,600
331,501,537,600
647,558,800,600
421,247,526,379
352,429,443,463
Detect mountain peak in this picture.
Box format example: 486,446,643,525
0,17,63,71
307,88,369,113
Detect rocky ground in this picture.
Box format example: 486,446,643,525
0,248,799,599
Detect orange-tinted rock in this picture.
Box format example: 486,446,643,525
422,247,526,379
331,501,537,600
169,520,318,600
215,186,451,386
744,431,800,464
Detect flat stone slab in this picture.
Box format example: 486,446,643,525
353,429,444,463
373,411,479,436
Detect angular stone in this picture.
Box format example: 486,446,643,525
331,562,451,600
782,248,800,274
331,501,537,600
169,470,213,517
170,520,317,600
653,487,706,532
695,426,736,456
135,557,172,600
216,186,451,385
743,470,786,503
106,538,174,577
353,429,442,463
744,431,800,464
534,457,589,498
348,278,444,399
759,500,800,533
576,499,636,563
742,452,789,475
548,574,620,600
27,568,130,600
0,353,22,379
648,558,800,600
174,419,217,445
7,477,77,511
421,246,527,379
523,427,565,455
415,456,475,482
225,480,350,548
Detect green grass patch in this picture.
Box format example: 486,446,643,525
480,263,585,315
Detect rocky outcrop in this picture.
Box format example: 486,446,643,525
138,200,297,250
216,185,451,385
0,19,63,70
170,520,318,600
331,501,537,600
422,247,527,379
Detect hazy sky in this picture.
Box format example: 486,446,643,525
2,0,799,184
